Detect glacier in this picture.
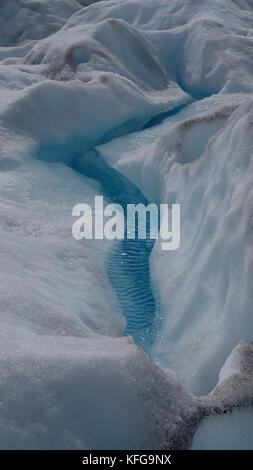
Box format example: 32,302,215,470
0,0,253,450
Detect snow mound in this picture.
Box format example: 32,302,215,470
64,0,253,95
0,333,198,450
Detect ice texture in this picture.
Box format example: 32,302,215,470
0,333,199,450
0,0,253,450
97,99,253,398
192,407,253,450
192,342,253,449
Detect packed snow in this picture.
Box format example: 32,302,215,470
0,0,253,450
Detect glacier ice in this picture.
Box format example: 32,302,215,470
0,0,253,450
192,408,253,450
97,99,253,396
0,1,109,47
193,341,253,449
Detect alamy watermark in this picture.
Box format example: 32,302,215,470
72,196,180,251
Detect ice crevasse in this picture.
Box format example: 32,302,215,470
0,0,253,449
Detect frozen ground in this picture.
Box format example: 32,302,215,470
0,0,253,449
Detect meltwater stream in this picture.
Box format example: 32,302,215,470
72,149,160,353
36,101,189,354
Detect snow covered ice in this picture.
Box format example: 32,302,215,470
0,0,253,450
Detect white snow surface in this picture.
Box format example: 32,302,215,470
0,0,253,449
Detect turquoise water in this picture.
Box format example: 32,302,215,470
72,149,160,352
